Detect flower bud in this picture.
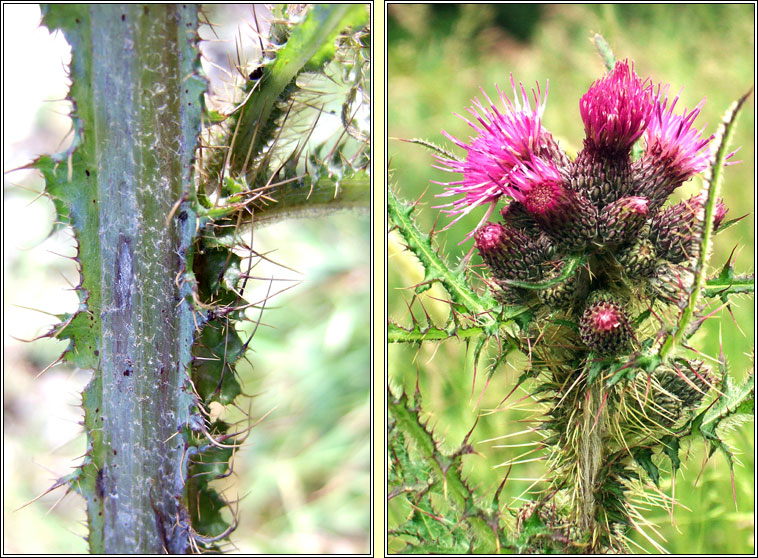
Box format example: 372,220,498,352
579,292,633,355
616,235,658,278
537,260,584,309
650,194,728,263
598,196,650,246
570,147,634,207
475,222,547,282
649,261,694,305
648,359,712,426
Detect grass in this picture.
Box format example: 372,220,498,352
388,4,754,554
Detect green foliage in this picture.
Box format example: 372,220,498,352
388,388,513,554
205,5,370,225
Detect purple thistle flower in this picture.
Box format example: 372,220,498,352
434,58,740,258
434,76,554,237
579,60,654,155
509,156,598,247
645,87,713,181
634,86,740,208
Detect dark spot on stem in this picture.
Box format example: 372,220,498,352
121,14,125,21
85,169,90,177
178,210,187,222
123,369,131,376
95,468,105,499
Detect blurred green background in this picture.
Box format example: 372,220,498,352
3,4,369,554
388,4,753,554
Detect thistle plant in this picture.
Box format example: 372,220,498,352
8,4,369,553
389,36,753,554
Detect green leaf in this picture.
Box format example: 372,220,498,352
632,447,660,486
660,435,681,475
192,321,243,404
226,5,367,183
388,387,513,554
388,188,518,326
190,484,232,539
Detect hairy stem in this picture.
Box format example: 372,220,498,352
42,4,203,552
578,378,606,537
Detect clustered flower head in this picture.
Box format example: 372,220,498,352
435,59,735,356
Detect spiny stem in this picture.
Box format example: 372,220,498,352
659,89,752,362
578,367,606,536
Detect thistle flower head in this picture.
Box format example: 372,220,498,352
650,193,729,262
504,156,598,247
475,222,511,255
579,293,633,355
644,86,713,182
579,60,654,155
648,359,714,426
475,221,548,282
434,76,550,233
508,155,564,205
598,195,650,245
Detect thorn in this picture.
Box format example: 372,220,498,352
35,354,66,379
13,476,70,512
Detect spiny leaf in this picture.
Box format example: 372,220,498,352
632,447,660,486
227,5,367,183
388,387,513,554
388,320,486,343
700,370,754,433
388,187,507,323
703,271,754,301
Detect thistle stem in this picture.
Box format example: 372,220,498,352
578,376,606,537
